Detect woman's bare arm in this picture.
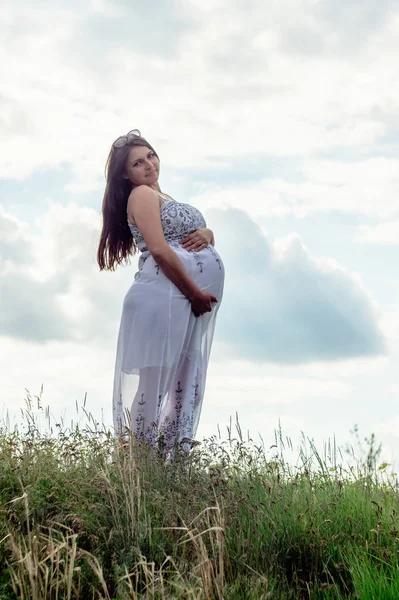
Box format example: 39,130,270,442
128,186,202,300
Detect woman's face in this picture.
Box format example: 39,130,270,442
124,145,160,187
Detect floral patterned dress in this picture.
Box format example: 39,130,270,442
112,194,225,453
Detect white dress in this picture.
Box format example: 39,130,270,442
112,193,225,453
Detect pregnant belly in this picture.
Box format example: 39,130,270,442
184,245,225,289
137,244,225,298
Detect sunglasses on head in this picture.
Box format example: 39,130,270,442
113,129,142,148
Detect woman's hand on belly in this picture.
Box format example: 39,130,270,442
181,228,214,251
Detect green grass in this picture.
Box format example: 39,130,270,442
0,389,398,599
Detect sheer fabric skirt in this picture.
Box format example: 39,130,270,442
112,244,225,452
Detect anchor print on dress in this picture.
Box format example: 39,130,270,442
134,392,159,446
159,381,184,448
135,254,149,281
208,245,223,270
156,394,163,419
191,250,204,273
135,392,146,438
174,381,183,427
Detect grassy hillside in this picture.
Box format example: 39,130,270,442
0,391,398,599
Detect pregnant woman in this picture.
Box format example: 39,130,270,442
97,130,225,456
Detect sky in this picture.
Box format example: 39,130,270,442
1,0,399,470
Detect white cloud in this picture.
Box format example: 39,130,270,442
379,310,399,344
208,207,387,364
1,0,399,202
1,0,399,469
0,336,117,428
205,374,352,407
192,157,399,220
379,416,399,437
0,207,33,264
354,220,399,245
0,201,136,342
0,201,388,364
375,416,399,470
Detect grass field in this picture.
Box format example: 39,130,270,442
0,388,398,599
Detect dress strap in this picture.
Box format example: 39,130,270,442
157,192,173,205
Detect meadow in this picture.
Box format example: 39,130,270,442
0,388,398,599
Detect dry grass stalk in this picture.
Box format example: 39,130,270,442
158,502,225,600
7,527,82,600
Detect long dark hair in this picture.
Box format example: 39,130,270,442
97,133,159,271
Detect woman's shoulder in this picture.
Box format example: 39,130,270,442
128,185,159,202
129,186,176,202
127,187,172,224
127,186,160,215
